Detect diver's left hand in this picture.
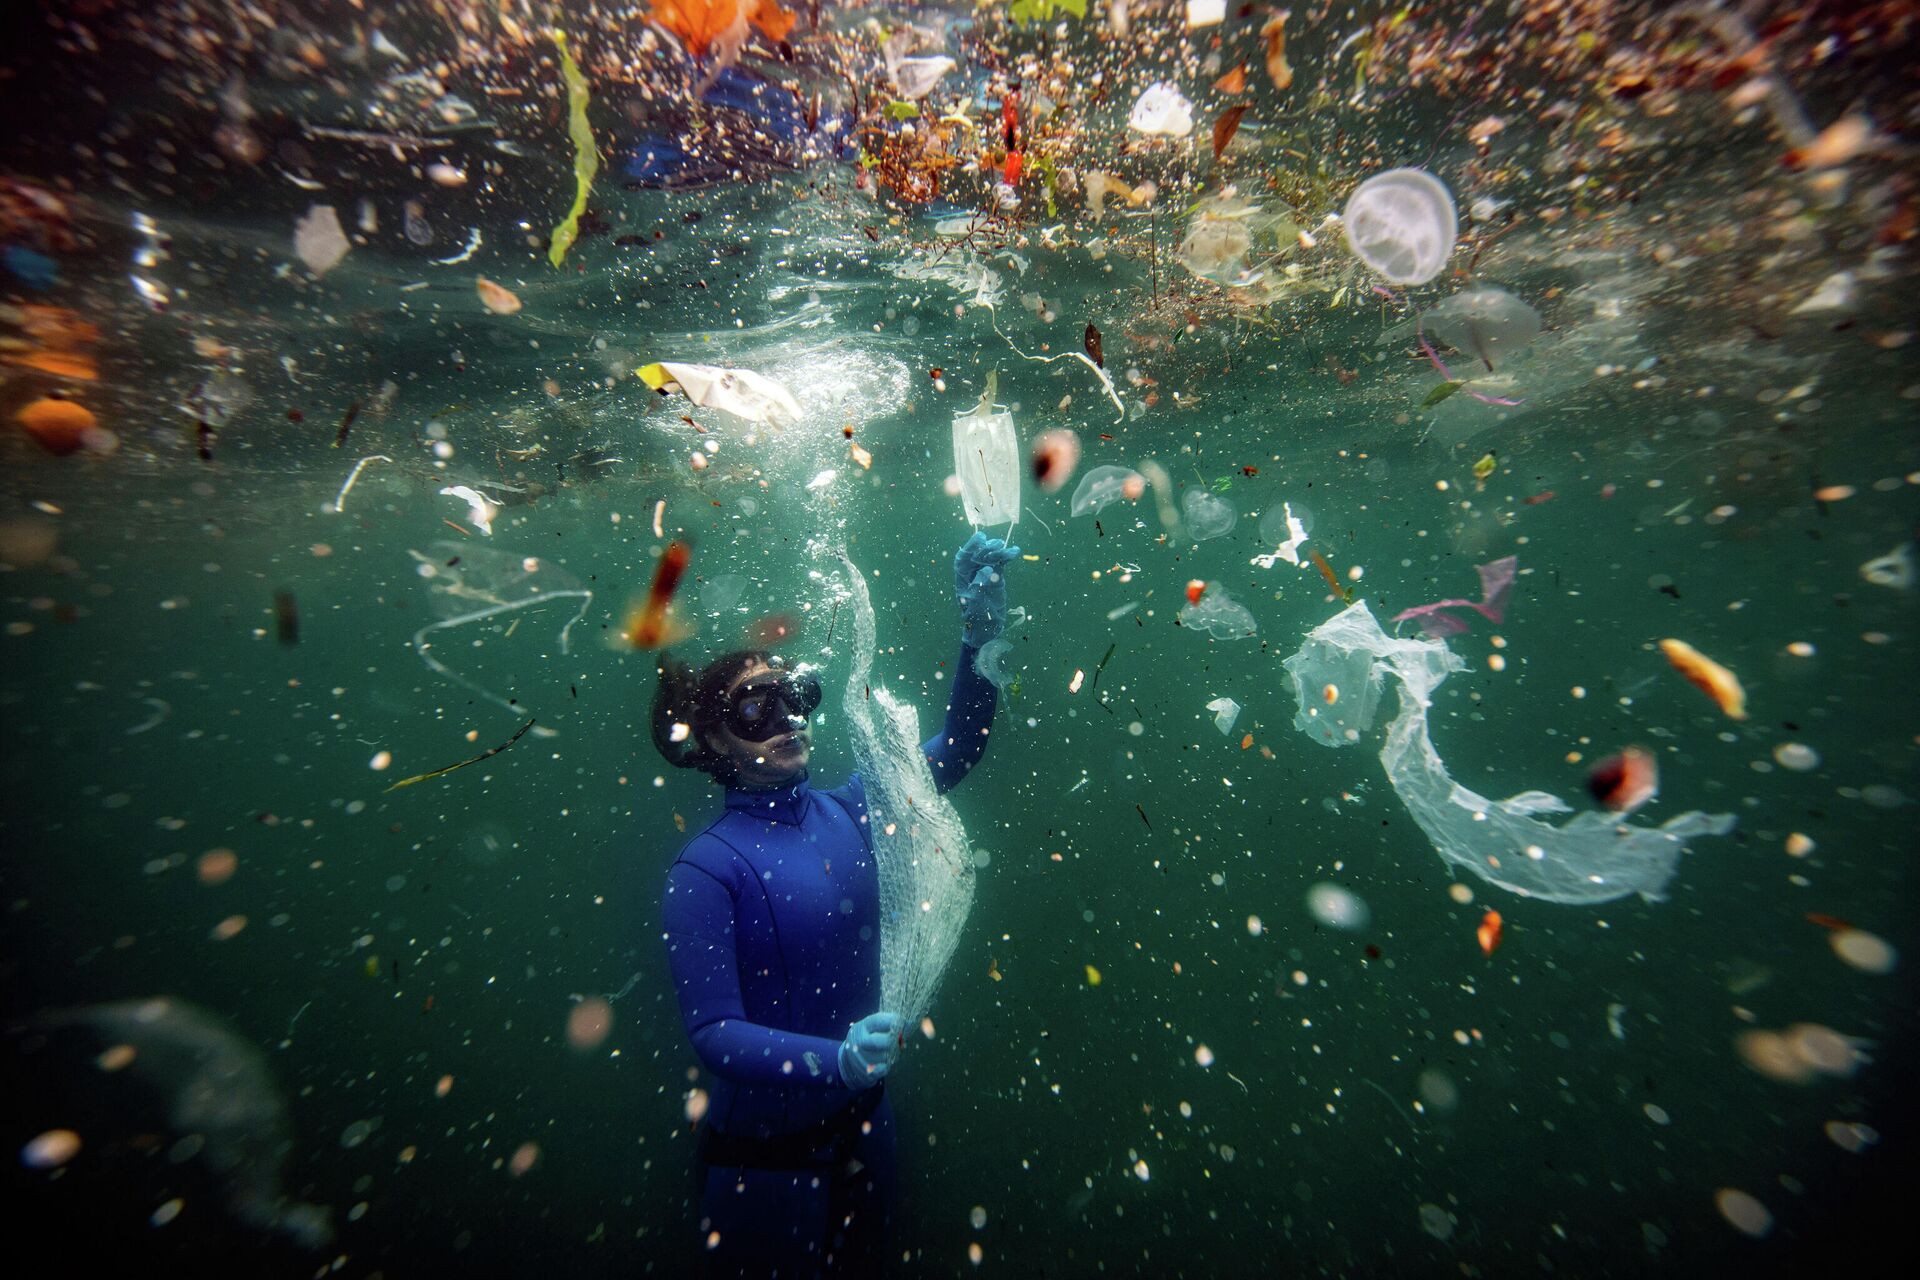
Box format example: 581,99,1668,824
955,531,1021,645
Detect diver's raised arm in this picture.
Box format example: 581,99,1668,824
925,533,1021,792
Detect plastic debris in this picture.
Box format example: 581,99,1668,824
1181,488,1237,540
891,55,956,100
1070,465,1146,516
439,485,500,535
546,29,599,269
293,204,350,277
1658,638,1748,720
1179,583,1258,639
1186,0,1225,29
1031,428,1081,493
1129,82,1195,138
1587,746,1659,815
835,547,975,1029
1860,542,1914,589
952,372,1022,527
1261,12,1294,91
1206,696,1241,734
638,361,802,426
408,542,593,716
1285,601,1734,903
1421,286,1540,372
1342,168,1456,286
1392,556,1517,637
476,277,522,315
1251,501,1310,568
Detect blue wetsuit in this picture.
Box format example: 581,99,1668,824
662,645,998,1276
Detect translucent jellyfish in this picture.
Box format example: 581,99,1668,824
1306,882,1370,930
23,998,333,1247
973,636,1017,691
1179,584,1258,640
1177,196,1256,286
1342,168,1457,286
1070,465,1146,517
1421,286,1541,373
1181,489,1237,540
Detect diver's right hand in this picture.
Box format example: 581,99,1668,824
838,1012,904,1089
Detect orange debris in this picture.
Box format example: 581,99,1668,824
1476,909,1504,956
1658,638,1748,720
3,348,98,380
15,397,95,454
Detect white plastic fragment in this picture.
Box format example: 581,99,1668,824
1790,270,1856,314
1860,542,1914,588
1206,696,1241,735
1251,502,1310,568
439,485,499,536
639,362,803,427
892,56,956,100
1129,83,1195,138
1186,0,1226,28
806,469,838,492
293,204,351,277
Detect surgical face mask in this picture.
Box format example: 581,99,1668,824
722,670,822,742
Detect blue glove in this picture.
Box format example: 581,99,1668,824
839,1012,904,1089
955,531,1022,645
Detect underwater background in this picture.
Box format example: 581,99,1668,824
2,2,1915,1275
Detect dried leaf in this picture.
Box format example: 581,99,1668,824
1084,323,1104,368
476,277,523,315
1212,104,1248,161
1213,63,1247,95
1262,13,1294,92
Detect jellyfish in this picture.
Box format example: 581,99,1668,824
1421,286,1541,372
1181,488,1238,540
1342,168,1457,286
1179,584,1258,639
1177,195,1258,286
1070,465,1146,517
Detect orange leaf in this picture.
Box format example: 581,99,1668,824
1212,105,1248,162
1213,64,1247,95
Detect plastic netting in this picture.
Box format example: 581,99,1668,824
836,550,976,1026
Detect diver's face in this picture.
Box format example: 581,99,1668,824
709,661,812,788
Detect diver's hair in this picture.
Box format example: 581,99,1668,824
650,648,778,783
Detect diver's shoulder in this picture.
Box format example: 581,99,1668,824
823,774,867,811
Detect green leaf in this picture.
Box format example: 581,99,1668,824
1421,379,1466,408
883,99,920,121
1211,476,1233,493
1056,0,1088,17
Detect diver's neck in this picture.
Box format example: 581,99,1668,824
726,768,809,796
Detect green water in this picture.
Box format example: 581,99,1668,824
4,3,1916,1276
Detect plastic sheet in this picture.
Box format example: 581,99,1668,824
1206,696,1241,734
638,361,803,426
952,375,1021,528
835,548,975,1028
1286,601,1734,904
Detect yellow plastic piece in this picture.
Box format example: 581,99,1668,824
547,29,599,268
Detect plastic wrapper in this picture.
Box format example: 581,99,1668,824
1129,82,1195,137
638,361,803,426
1286,602,1733,904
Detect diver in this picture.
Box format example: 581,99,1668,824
652,532,1020,1277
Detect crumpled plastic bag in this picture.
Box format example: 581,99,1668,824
1129,82,1195,138
1286,601,1734,904
638,361,802,427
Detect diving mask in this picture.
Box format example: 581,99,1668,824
723,669,822,742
